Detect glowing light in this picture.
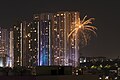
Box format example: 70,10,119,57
68,15,97,46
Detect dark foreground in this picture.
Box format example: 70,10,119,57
0,75,98,80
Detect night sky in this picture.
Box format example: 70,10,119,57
0,0,120,58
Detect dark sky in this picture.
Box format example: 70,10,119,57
0,0,120,58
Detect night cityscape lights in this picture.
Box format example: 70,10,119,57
0,12,97,68
68,15,97,46
0,11,120,80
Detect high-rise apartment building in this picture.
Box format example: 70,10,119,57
13,22,24,67
9,30,14,67
13,11,80,68
13,21,38,68
34,13,52,66
52,12,80,67
0,27,9,67
34,12,80,67
23,21,38,67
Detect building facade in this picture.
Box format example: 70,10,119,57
13,11,80,68
34,13,53,66
0,27,9,67
52,12,80,67
13,21,39,68
9,30,14,67
34,12,80,67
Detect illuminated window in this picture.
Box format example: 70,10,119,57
45,33,48,35
16,27,19,30
34,38,36,41
54,28,57,31
61,14,63,16
54,21,57,24
29,40,30,43
30,49,32,51
33,27,35,30
27,24,30,27
34,30,36,32
33,56,36,58
28,33,30,37
46,30,48,32
14,26,16,28
60,29,63,31
35,16,39,19
57,35,59,38
29,44,31,49
57,14,59,16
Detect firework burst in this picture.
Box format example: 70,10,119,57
68,15,97,46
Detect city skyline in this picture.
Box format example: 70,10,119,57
13,11,84,68
0,0,120,58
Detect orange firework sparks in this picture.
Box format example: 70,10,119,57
68,15,97,46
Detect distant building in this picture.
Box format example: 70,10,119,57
13,11,81,68
34,13,53,66
13,21,38,68
0,27,9,67
9,30,14,67
80,56,107,63
51,12,80,67
34,12,80,67
13,22,24,67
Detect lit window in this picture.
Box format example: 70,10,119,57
54,21,57,24
61,14,63,16
27,24,30,27
34,38,36,41
34,30,36,32
14,26,16,28
16,27,19,30
33,56,36,58
29,40,31,43
57,14,59,16
33,27,35,30
28,33,31,37
0,31,1,33
35,16,39,19
57,35,59,38
30,49,32,51
54,28,57,31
